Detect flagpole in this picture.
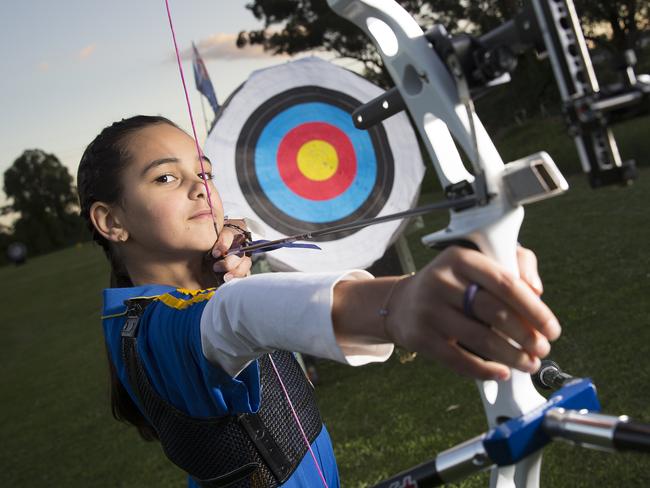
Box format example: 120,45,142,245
199,93,209,141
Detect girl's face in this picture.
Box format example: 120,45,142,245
116,123,224,257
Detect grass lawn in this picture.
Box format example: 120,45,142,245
1,166,650,486
320,166,650,487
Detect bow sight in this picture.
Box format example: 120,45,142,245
353,0,650,188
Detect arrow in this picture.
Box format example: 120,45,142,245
217,195,477,260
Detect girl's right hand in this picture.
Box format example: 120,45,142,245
386,247,561,381
211,220,253,281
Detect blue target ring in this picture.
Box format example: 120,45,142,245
255,102,377,223
236,86,394,240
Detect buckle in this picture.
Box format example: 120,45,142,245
121,300,147,338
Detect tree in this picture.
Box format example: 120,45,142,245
237,1,603,82
575,0,649,52
237,0,497,86
0,224,13,266
4,150,76,220
235,1,556,125
3,149,86,255
237,1,647,123
238,1,647,68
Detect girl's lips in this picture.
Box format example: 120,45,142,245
189,210,213,220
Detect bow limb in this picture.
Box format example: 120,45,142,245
326,1,569,486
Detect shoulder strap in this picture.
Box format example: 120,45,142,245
119,298,301,487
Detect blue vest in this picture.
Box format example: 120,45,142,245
102,285,340,487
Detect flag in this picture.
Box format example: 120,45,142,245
192,42,219,115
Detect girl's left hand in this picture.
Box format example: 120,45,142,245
211,219,253,281
517,245,543,296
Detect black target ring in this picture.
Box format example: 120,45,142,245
235,86,394,241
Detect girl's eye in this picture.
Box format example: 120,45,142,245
199,172,214,181
155,174,178,184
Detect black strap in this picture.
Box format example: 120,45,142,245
121,299,150,338
119,298,321,487
238,413,293,480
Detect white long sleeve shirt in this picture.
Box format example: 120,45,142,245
200,271,394,377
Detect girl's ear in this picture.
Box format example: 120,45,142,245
90,201,129,243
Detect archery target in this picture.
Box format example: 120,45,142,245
204,57,424,272
236,87,394,238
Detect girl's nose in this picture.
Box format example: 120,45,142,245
189,178,207,200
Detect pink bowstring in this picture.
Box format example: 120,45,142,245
163,3,327,486
268,354,329,488
164,0,219,237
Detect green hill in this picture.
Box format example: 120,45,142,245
1,167,650,487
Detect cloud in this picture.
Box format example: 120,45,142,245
78,44,97,60
178,33,289,61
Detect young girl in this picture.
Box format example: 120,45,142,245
78,115,560,487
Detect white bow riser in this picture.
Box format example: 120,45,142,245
326,1,569,486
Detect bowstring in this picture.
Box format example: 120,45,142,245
162,2,328,485
268,354,329,487
164,0,219,239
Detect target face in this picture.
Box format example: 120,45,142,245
205,57,424,272
236,86,394,240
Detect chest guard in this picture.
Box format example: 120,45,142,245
120,299,323,487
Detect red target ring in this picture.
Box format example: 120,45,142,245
276,122,357,201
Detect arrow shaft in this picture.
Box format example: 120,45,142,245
224,196,477,258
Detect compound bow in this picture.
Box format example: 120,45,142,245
323,0,650,487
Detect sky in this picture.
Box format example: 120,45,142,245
0,0,326,193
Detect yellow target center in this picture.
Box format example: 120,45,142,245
296,140,339,181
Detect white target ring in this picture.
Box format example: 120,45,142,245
204,57,424,272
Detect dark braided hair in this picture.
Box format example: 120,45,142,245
77,115,179,288
78,115,180,441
